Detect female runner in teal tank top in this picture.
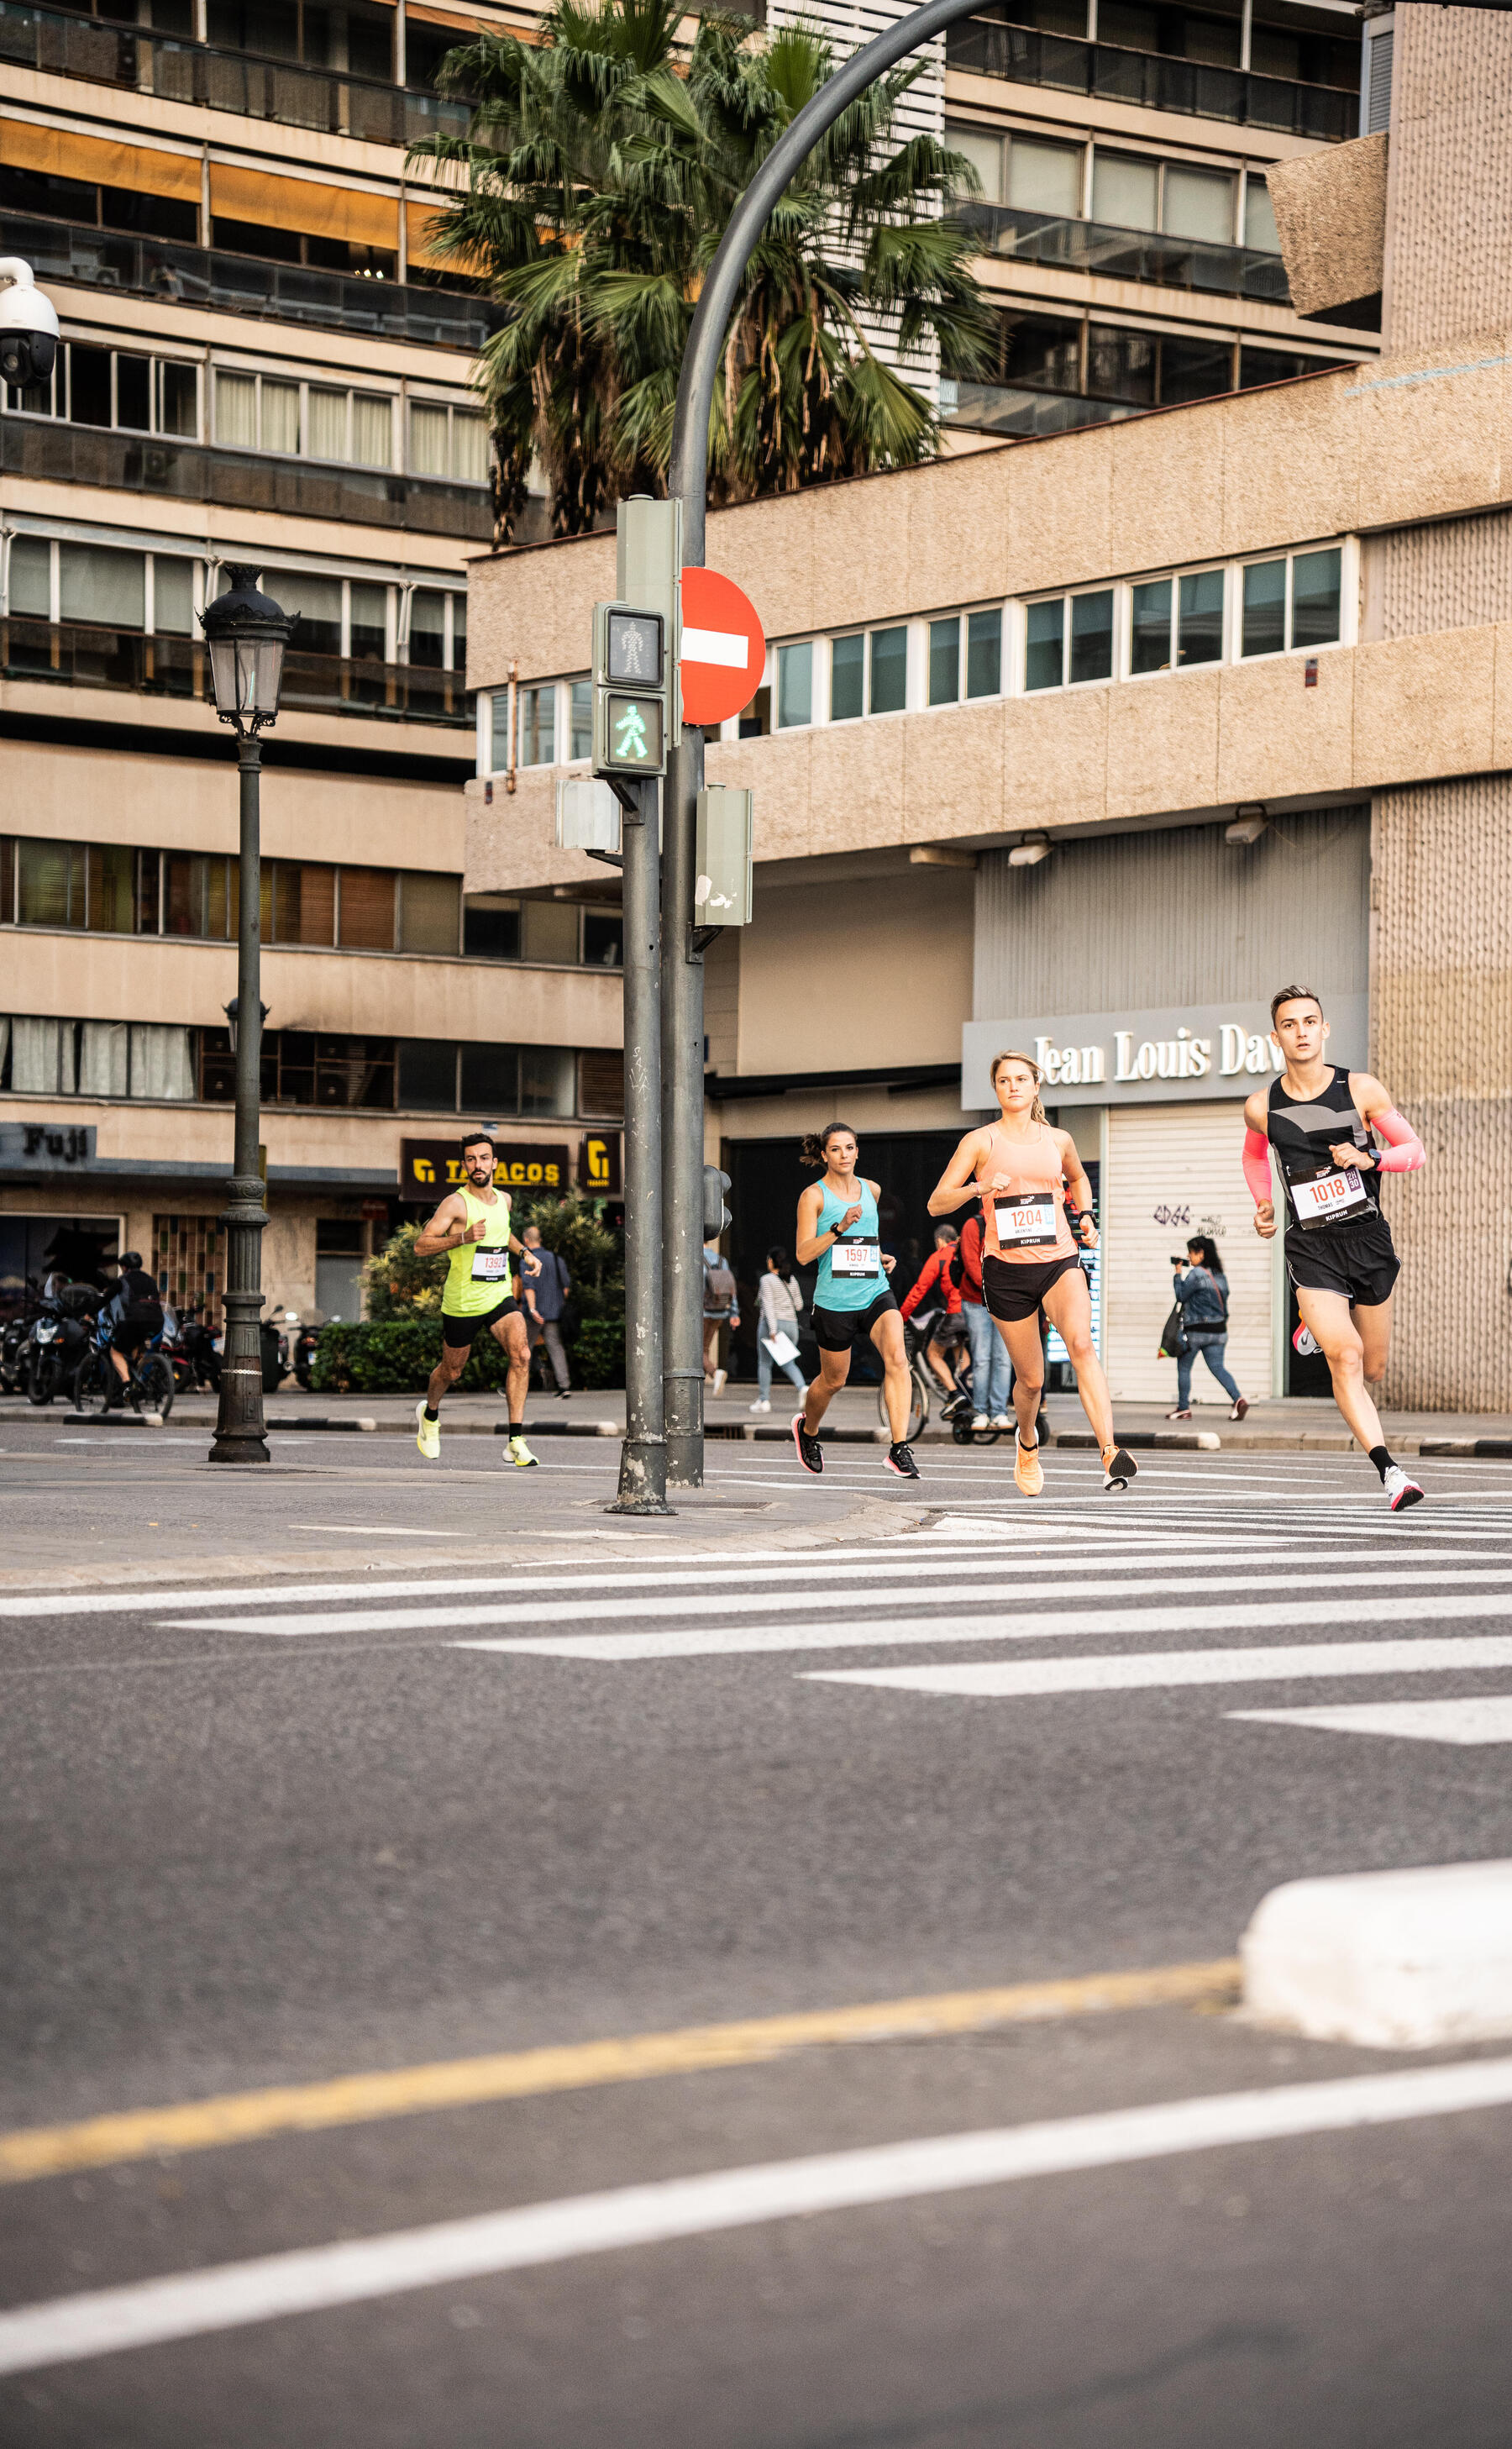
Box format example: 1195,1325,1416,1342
791,1122,918,1480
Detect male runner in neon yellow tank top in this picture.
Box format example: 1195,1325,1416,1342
412,1131,540,1464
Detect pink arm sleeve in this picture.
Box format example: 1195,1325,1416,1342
1242,1129,1273,1207
1372,1107,1425,1174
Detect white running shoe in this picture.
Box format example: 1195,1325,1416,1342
415,1400,440,1459
1292,1323,1320,1358
712,1369,727,1395
506,1435,538,1469
748,1398,770,1413
971,1412,990,1432
1383,1464,1425,1511
990,1412,1014,1431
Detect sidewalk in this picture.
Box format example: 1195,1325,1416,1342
79,1384,1512,1458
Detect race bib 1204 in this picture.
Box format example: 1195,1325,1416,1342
994,1193,1059,1249
470,1247,512,1281
1290,1167,1369,1226
830,1240,880,1278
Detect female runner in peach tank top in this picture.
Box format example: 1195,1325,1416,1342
927,1048,1137,1495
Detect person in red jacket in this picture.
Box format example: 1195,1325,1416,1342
900,1223,969,1410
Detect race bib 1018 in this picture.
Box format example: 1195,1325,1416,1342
1290,1167,1369,1227
994,1193,1059,1249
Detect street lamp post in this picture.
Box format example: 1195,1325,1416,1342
663,0,987,1487
198,565,295,1465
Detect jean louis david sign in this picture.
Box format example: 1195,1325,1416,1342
961,997,1368,1111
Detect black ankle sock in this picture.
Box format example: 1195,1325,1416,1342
423,1405,438,1422
1368,1444,1394,1481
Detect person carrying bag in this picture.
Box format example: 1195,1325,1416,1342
751,1246,807,1413
1163,1234,1248,1421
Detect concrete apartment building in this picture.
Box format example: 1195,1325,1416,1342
0,0,624,1329
469,3,1512,1414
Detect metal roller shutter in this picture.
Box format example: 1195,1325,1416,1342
1104,1102,1273,1406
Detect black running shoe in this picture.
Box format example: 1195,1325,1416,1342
1102,1443,1137,1490
886,1441,920,1479
792,1413,823,1475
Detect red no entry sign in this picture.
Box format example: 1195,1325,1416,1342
679,566,765,728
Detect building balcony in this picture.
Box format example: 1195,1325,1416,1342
0,415,493,539
0,212,501,354
0,614,475,728
960,202,1290,306
940,381,1149,439
0,3,471,144
946,18,1355,143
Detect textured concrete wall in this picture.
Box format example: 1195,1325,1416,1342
1388,8,1512,351
1270,134,1386,318
1373,774,1512,1411
1377,508,1512,639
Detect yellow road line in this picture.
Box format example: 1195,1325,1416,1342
0,1958,1240,2186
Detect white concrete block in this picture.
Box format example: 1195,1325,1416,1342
1242,1859,1512,2048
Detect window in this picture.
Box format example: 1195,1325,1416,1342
1092,153,1157,231
570,681,592,762
966,608,1002,698
1160,337,1233,405
1007,137,1081,218
946,123,1003,203
831,634,864,723
1244,174,1280,255
1241,347,1348,391
398,1040,459,1111
338,868,396,951
522,902,581,966
1025,598,1064,693
410,402,488,483
777,641,812,728
579,1048,624,1116
397,872,460,956
1163,166,1235,246
0,1016,197,1101
518,685,555,767
1240,549,1341,657
154,558,195,634
460,1043,518,1112
1178,568,1225,665
272,573,341,659
410,591,446,670
59,545,144,630
464,896,519,960
3,344,197,436
521,1045,575,1117
349,582,386,662
213,371,393,468
869,626,908,715
1069,590,1114,684
995,310,1084,394
1130,576,1173,675
8,538,50,617
583,912,622,970
1026,590,1114,688
270,863,336,946
1087,324,1156,403
928,618,959,706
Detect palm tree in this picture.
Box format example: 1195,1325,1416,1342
408,0,994,541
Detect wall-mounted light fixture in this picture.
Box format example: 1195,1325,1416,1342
1008,836,1050,869
1226,806,1268,845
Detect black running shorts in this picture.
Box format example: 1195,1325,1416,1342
982,1252,1083,1323
1285,1211,1400,1307
441,1294,521,1348
812,1290,899,1351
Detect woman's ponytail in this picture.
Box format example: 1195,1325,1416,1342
800,1122,857,1169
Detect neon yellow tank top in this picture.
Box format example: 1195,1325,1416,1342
442,1185,513,1316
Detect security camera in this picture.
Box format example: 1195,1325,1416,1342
0,259,60,390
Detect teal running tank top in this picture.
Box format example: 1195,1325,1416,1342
813,1180,883,1312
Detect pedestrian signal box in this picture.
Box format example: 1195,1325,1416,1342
593,602,668,778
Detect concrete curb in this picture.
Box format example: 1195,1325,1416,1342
1242,1860,1512,2048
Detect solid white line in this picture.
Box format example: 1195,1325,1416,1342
286,1527,466,1539
806,1634,1512,1698
177,1570,1512,1644
3,2056,1510,2376
1230,1696,1512,1743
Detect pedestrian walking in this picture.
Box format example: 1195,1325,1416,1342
1164,1234,1248,1421
521,1223,572,1398
750,1246,808,1413
703,1238,740,1396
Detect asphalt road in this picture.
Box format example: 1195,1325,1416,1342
3,1404,1512,2446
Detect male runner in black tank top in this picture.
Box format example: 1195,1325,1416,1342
1242,985,1426,1511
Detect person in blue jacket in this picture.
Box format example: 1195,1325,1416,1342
1167,1234,1249,1421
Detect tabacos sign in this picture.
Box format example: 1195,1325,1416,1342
961,996,1368,1111
400,1140,570,1197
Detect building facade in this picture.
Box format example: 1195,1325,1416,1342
468,3,1512,1412
0,0,623,1328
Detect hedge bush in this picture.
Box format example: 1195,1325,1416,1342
310,1320,510,1395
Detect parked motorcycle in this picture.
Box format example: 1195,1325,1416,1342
165,1300,222,1395
0,1282,38,1395
292,1319,321,1390
24,1279,99,1407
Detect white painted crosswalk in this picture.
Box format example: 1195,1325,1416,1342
17,1491,1512,1747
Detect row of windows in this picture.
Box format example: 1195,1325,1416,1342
966,310,1349,411
0,837,624,971
2,544,465,670
486,546,1348,766
966,1,1360,89
0,1017,625,1120
949,122,1281,252
3,346,486,483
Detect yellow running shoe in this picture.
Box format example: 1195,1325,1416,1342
1014,1428,1044,1497
415,1400,440,1460
507,1435,538,1469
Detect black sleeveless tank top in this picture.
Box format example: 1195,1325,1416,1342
1266,1066,1379,1228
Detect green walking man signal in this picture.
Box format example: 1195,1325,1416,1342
593,603,668,778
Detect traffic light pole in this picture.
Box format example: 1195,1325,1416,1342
664,0,984,1488
610,774,672,1515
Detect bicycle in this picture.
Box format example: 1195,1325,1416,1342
72,1318,175,1420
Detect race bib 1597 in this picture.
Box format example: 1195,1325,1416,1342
831,1240,880,1278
